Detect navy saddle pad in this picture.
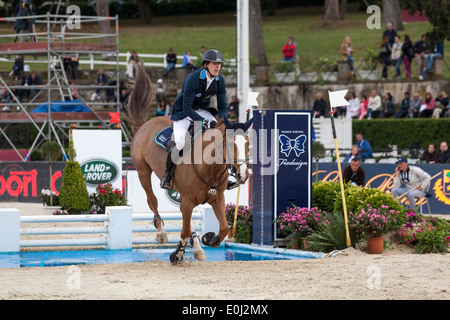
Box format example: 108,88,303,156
154,126,173,151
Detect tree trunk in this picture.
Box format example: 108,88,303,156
339,0,347,20
96,0,113,44
383,0,404,31
323,0,340,23
250,0,267,65
136,0,152,24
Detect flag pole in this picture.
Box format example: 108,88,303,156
328,91,351,247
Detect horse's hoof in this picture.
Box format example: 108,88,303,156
156,232,168,244
201,232,221,248
170,251,183,266
193,250,206,261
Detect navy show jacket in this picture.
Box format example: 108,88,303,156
170,68,227,121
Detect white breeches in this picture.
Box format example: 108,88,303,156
172,109,216,150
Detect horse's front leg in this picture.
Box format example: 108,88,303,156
170,199,196,265
203,193,228,248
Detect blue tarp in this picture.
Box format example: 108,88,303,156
30,100,90,113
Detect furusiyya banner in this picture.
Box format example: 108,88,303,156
72,129,122,194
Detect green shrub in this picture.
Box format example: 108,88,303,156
59,161,92,214
352,119,450,149
312,181,341,213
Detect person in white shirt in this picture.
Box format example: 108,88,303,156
346,92,360,119
391,36,403,79
368,90,382,118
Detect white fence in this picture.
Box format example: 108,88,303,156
0,52,237,71
0,206,219,253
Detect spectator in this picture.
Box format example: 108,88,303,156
182,50,197,72
379,34,392,80
68,54,79,80
419,92,434,118
391,157,431,210
281,36,296,72
118,88,129,112
391,36,403,79
20,72,32,99
312,92,326,118
395,91,412,118
423,41,444,79
355,132,373,160
126,50,139,78
409,92,423,118
419,143,436,164
91,69,108,101
382,22,397,46
346,92,360,119
343,157,365,187
69,81,78,100
227,95,239,120
358,94,368,120
156,78,166,103
197,46,206,68
401,34,414,79
154,100,168,117
343,145,362,163
340,36,355,78
30,71,42,97
368,90,382,119
413,34,428,80
9,55,23,80
434,141,450,164
164,48,177,77
381,92,395,118
432,91,448,119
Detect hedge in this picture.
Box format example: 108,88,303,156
352,118,450,149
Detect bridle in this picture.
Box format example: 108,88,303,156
190,127,249,203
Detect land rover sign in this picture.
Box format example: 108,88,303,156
80,159,119,186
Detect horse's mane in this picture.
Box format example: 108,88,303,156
124,61,156,135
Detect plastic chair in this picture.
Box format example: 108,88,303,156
415,184,432,214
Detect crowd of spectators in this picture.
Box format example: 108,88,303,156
313,88,450,119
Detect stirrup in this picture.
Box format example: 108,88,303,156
227,180,239,190
160,173,173,191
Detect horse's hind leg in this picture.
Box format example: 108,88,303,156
137,170,168,244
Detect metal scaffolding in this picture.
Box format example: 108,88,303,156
0,13,128,161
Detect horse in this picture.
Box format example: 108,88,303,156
125,62,253,265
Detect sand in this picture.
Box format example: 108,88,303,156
0,202,449,300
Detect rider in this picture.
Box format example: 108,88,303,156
160,49,238,191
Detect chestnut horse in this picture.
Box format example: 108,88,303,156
126,62,253,265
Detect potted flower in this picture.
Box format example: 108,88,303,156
348,204,397,254
40,189,61,214
276,206,325,249
314,56,338,82
224,203,253,243
273,62,296,83
90,183,127,214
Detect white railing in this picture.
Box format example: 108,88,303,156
0,52,237,71
0,206,217,252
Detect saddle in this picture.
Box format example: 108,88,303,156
154,124,204,152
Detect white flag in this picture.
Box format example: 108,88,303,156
328,90,349,109
247,91,259,107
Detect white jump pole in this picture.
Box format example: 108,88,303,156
237,0,250,124
0,209,20,253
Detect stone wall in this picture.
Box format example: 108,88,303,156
224,79,450,113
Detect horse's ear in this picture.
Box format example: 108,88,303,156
243,117,254,131
224,117,234,129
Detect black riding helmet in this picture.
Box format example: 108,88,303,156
201,49,224,66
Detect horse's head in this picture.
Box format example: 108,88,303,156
223,117,253,184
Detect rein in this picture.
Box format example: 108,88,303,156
189,126,248,204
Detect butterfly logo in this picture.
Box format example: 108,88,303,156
279,134,306,157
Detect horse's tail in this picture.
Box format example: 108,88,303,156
125,61,156,135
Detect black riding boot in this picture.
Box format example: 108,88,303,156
160,145,177,190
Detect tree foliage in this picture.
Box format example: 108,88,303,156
402,0,450,41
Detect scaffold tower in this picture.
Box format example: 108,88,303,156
0,13,126,161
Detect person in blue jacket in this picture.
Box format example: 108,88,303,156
355,132,373,161
160,49,229,190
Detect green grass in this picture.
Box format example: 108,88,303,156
1,6,449,78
